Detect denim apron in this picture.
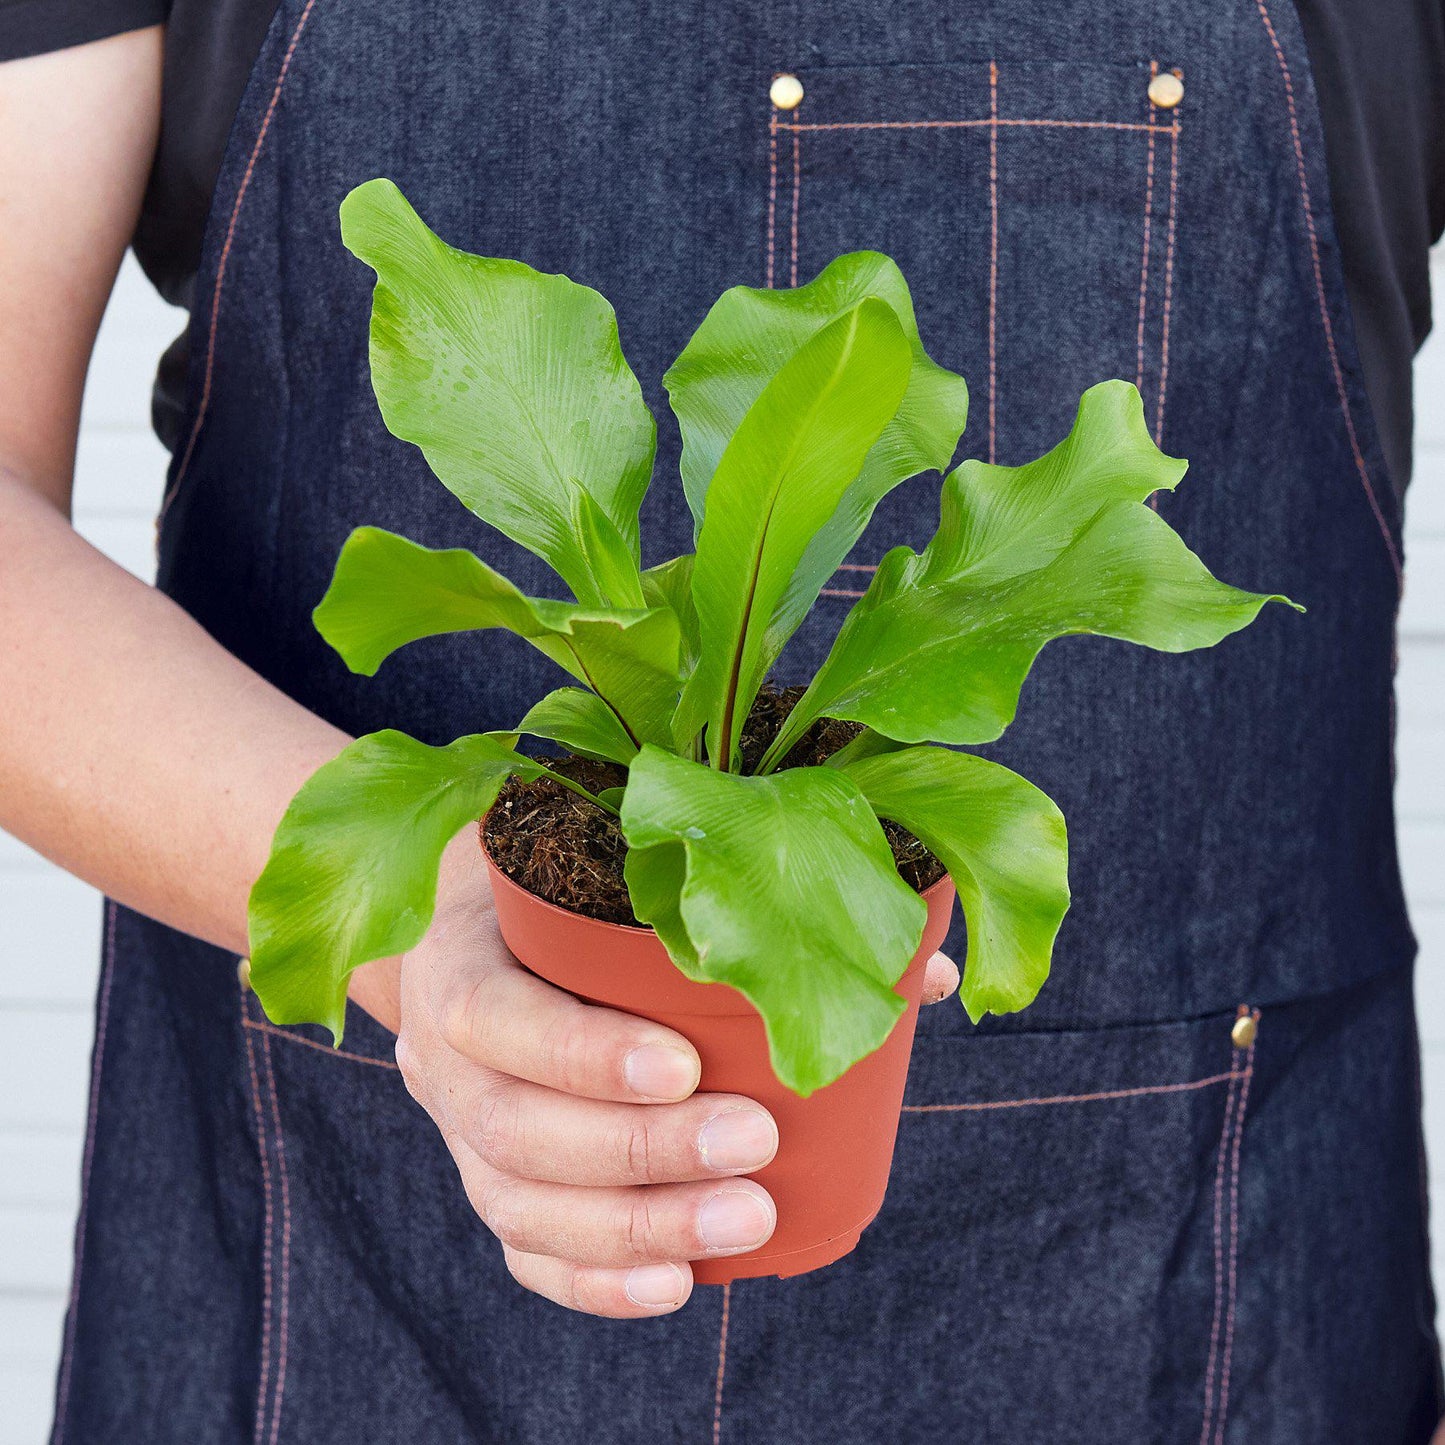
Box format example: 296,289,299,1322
51,0,1443,1440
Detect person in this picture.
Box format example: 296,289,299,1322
0,0,1441,1440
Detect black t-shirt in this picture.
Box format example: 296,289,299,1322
3,0,1443,488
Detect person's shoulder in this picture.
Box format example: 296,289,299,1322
0,0,168,67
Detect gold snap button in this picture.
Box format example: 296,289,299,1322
238,957,253,991
770,73,805,111
1148,71,1184,109
1231,1013,1257,1049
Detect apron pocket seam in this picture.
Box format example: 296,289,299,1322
242,1015,401,1071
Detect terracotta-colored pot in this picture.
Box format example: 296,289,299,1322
482,843,956,1284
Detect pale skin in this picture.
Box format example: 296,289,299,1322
0,29,959,1321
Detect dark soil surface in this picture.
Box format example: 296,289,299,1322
482,684,945,925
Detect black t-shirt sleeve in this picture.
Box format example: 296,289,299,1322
0,0,167,63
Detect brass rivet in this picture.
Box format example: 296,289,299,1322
770,73,805,111
1231,1014,1257,1049
238,957,253,991
1148,72,1184,109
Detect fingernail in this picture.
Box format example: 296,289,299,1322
698,1108,778,1172
624,1043,698,1100
699,1189,774,1253
624,1262,687,1308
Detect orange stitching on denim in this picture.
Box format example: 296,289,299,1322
988,60,1000,464
790,126,802,288
1200,1051,1241,1443
776,118,1173,134
260,1032,293,1445
1214,1012,1260,1443
52,902,118,1445
1135,63,1159,394
242,1016,401,1070
902,1069,1242,1113
824,563,875,596
243,997,277,1445
766,107,779,288
1154,88,1182,451
712,1281,732,1444
1253,0,1402,585
160,0,320,524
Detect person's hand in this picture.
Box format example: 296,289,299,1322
353,834,959,1320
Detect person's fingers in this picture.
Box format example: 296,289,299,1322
460,1163,777,1267
454,1075,778,1186
438,960,702,1103
501,1246,694,1318
920,949,960,1006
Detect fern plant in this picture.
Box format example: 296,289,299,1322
247,178,1294,1095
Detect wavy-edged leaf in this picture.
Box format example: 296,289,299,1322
313,526,680,748
340,178,653,606
680,299,912,769
620,746,926,1095
765,382,1300,764
248,730,545,1042
665,252,967,658
841,746,1069,1022
515,688,638,764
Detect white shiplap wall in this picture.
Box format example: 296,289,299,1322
1,253,1444,1441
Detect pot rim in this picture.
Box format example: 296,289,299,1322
478,816,954,938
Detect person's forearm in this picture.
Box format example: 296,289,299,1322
0,469,348,959
0,34,400,1023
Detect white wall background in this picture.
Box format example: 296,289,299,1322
0,251,1442,1440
